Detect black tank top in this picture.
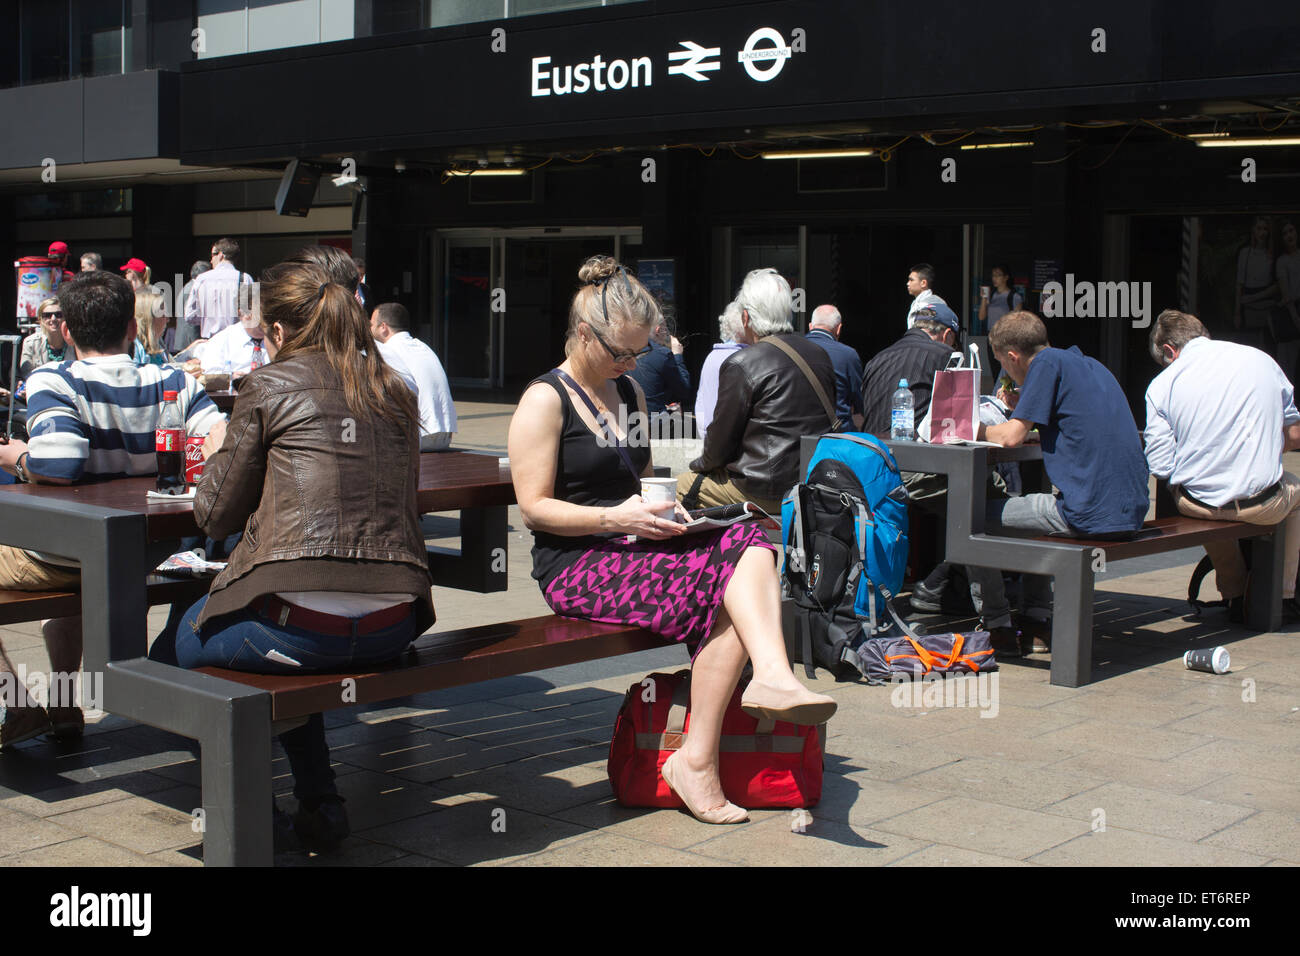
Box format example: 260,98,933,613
529,371,652,589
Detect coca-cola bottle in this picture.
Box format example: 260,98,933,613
155,390,186,493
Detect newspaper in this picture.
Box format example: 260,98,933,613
155,550,227,577
679,502,777,534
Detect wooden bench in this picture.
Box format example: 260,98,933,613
0,575,215,627
1012,514,1285,685
844,436,1289,687
194,614,665,722
1038,515,1278,563
103,612,667,865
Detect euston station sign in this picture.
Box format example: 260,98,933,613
530,26,802,97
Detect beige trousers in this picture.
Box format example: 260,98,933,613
675,470,783,516
1173,472,1300,600
0,545,81,591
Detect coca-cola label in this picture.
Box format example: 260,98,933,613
155,427,182,453
185,436,205,484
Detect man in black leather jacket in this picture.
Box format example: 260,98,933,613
676,268,837,513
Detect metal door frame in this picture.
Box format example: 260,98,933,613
434,226,643,389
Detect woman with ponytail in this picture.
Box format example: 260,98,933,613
509,255,836,826
150,259,432,853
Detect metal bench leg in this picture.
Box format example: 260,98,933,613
1246,529,1285,633
199,693,273,867
1049,552,1094,688
426,506,508,593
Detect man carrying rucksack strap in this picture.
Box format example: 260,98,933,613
676,268,837,515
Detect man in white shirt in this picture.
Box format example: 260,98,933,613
200,283,267,376
1144,309,1300,611
370,303,456,451
905,263,947,328
184,237,253,339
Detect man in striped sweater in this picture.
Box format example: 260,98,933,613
0,271,223,747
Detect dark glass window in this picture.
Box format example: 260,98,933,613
14,1,126,86
372,0,425,34
19,0,71,84
72,0,127,77
13,188,133,219
368,0,646,36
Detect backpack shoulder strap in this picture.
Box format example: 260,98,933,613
763,337,841,431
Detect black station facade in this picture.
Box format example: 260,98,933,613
2,0,1298,409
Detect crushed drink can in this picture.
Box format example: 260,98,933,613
185,435,206,485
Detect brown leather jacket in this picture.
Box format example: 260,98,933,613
194,351,434,632
690,333,837,501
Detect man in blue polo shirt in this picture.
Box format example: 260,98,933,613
978,310,1149,651
806,304,864,428
0,271,222,747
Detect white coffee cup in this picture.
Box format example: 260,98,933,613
640,477,678,517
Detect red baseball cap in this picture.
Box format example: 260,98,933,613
120,257,148,274
48,241,68,256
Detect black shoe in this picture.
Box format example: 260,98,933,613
979,619,1022,659
908,582,946,613
910,578,975,615
273,802,300,853
294,795,350,852
1017,617,1052,654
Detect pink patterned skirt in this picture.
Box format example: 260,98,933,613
542,522,777,655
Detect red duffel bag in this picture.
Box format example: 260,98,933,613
607,669,824,809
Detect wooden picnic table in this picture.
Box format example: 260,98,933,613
799,437,1282,687
206,389,237,413
0,450,513,591
0,449,517,864
0,448,514,661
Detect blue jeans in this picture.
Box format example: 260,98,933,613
151,594,418,802
966,493,1069,627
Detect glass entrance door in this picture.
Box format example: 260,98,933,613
443,238,500,388
437,228,643,389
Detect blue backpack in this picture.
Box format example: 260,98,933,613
780,433,909,678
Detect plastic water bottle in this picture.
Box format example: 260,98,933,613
890,379,914,441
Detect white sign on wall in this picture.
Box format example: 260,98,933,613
531,27,798,97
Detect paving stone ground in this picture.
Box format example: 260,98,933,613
0,402,1296,867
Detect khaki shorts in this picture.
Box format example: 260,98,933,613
0,545,81,591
